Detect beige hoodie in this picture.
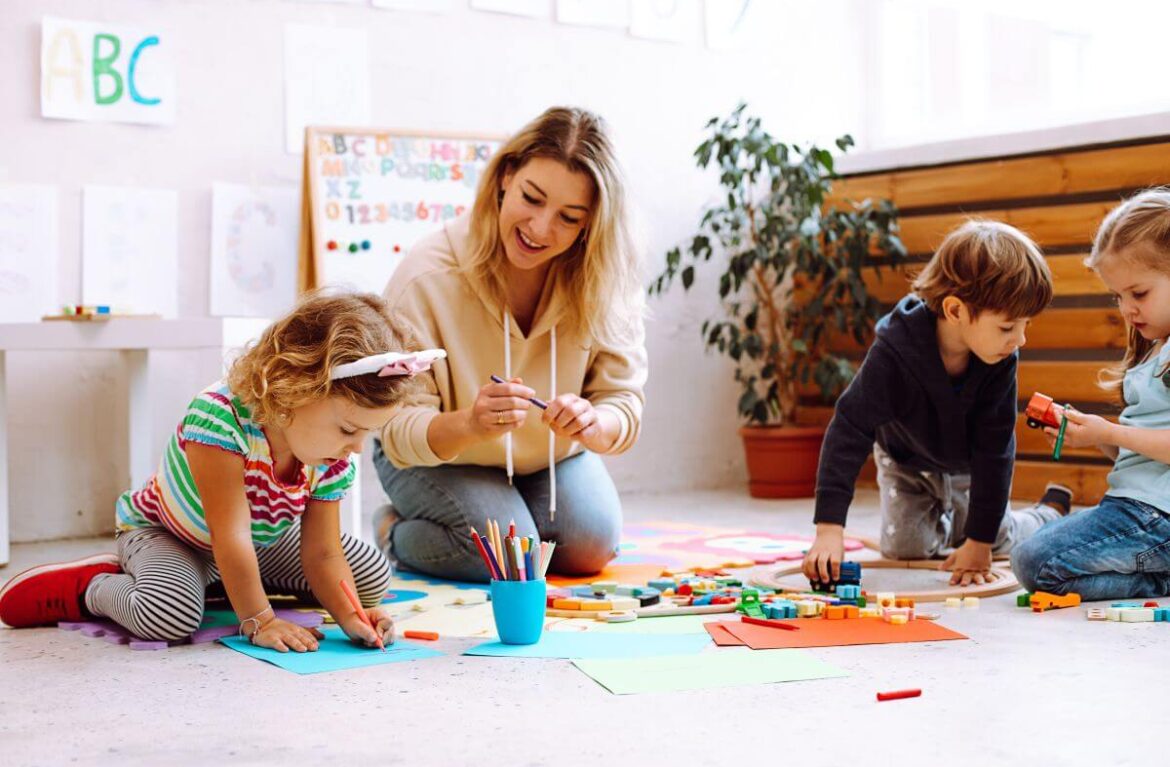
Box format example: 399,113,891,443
380,214,647,475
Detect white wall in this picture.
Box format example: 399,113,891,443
0,0,865,541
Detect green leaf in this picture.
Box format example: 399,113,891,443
681,266,694,290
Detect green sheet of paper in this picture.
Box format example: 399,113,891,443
572,648,847,695
219,626,442,674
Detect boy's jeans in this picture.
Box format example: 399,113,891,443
875,445,1060,559
1012,494,1170,601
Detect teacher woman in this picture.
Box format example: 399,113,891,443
372,106,647,582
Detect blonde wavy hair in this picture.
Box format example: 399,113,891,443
464,106,643,346
1087,188,1170,396
227,290,420,424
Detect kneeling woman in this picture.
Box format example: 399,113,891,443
373,106,647,582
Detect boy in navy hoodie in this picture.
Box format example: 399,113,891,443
804,221,1070,587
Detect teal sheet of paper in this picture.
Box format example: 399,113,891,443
572,648,848,695
464,631,711,659
219,626,442,674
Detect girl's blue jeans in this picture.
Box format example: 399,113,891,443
1012,494,1170,601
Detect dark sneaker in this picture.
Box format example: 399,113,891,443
1039,482,1074,516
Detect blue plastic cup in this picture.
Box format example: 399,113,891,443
489,579,547,645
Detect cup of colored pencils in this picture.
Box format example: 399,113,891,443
471,519,552,645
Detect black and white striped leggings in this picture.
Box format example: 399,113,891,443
85,524,392,641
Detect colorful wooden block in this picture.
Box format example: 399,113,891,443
1029,592,1082,612
1120,608,1155,622
962,597,979,608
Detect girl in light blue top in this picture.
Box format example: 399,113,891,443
1013,189,1170,601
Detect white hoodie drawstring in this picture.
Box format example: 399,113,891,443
503,307,514,485
549,324,557,522
502,307,557,521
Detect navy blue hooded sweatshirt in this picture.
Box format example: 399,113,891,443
813,295,1018,544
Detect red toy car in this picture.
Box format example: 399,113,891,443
1025,392,1062,429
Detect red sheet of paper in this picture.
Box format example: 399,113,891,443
720,618,967,649
703,622,746,646
546,563,668,587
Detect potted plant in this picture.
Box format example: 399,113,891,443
650,104,906,498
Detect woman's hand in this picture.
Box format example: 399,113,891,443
467,377,535,439
250,617,325,653
543,394,611,452
339,607,396,648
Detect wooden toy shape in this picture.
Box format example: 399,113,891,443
754,559,1019,602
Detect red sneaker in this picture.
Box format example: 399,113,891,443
0,553,120,628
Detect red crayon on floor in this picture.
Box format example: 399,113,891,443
741,615,800,631
877,688,922,702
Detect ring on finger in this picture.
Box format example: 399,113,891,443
495,411,506,425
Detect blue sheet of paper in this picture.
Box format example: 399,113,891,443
219,626,442,674
464,631,711,659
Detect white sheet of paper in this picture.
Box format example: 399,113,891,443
0,185,59,322
629,0,701,43
209,183,299,319
41,16,176,125
470,0,550,18
283,24,371,154
556,0,629,27
82,186,178,316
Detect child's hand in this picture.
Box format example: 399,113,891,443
251,617,325,653
940,539,996,586
802,524,845,585
1043,406,1115,450
340,607,396,648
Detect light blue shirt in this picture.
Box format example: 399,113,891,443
1106,342,1170,513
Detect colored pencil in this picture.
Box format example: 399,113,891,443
474,530,503,581
1053,410,1069,461
490,374,548,410
469,527,496,580
514,537,526,581
541,541,555,579
491,520,506,576
509,519,516,538
339,578,385,652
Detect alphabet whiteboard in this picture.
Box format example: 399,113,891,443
299,127,501,292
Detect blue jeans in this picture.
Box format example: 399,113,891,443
372,442,622,582
1012,495,1170,601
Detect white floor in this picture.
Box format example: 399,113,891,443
1,489,1166,767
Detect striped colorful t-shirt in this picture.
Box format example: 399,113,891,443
115,382,356,549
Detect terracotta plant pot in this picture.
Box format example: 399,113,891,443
738,424,826,499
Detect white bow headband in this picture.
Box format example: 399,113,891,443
330,349,447,380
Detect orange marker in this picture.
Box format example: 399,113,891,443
404,630,439,641
339,578,385,652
